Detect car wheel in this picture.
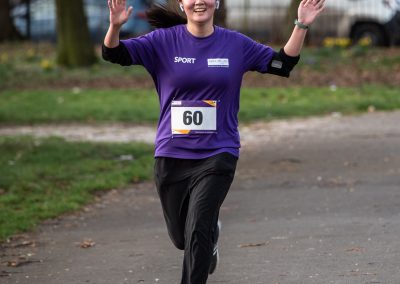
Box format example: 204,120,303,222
351,23,388,46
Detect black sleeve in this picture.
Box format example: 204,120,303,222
266,48,300,78
102,42,133,66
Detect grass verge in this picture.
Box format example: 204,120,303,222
0,85,399,125
0,135,154,241
239,85,400,121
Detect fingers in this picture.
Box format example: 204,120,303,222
303,0,312,8
109,0,132,13
111,0,119,12
315,0,325,10
127,6,134,17
110,0,125,10
302,0,325,11
312,0,325,7
317,4,325,13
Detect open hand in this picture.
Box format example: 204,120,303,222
108,0,133,28
298,0,325,26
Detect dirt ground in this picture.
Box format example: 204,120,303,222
1,110,400,283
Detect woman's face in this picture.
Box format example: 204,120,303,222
179,0,217,26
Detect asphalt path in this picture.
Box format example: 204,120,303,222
1,111,400,284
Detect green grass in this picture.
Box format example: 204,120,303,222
298,46,400,71
239,85,400,121
1,85,399,125
0,89,160,124
0,42,148,89
0,136,154,241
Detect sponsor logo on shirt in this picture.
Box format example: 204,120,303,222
207,58,229,68
174,57,196,64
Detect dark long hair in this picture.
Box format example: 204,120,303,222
146,2,187,29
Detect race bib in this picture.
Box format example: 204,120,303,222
171,100,217,135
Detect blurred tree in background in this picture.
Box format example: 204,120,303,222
286,0,300,38
0,0,23,41
55,0,96,67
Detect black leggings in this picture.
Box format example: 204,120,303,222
154,152,237,284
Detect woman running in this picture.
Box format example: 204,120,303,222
103,0,325,283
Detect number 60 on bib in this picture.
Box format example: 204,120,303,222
171,100,217,135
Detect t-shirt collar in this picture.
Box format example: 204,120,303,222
183,24,219,41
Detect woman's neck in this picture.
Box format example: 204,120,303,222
186,21,214,38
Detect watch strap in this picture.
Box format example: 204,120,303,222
294,19,309,30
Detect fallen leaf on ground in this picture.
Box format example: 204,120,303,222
6,261,18,267
6,259,39,267
80,239,95,248
362,272,378,276
345,247,364,252
238,242,269,248
9,241,34,248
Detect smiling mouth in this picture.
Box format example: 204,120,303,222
194,7,207,13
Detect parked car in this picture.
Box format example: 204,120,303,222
11,0,153,42
225,0,397,46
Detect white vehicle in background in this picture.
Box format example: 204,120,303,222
226,0,396,46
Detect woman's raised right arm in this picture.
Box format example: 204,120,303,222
103,0,133,65
104,0,133,47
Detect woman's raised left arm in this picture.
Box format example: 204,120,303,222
284,0,326,56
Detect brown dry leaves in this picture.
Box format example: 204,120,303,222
79,239,96,248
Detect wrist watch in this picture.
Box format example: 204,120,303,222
294,19,309,30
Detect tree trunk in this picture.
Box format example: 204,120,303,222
285,0,300,39
55,0,96,67
0,0,23,42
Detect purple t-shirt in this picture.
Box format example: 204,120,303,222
121,25,274,159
